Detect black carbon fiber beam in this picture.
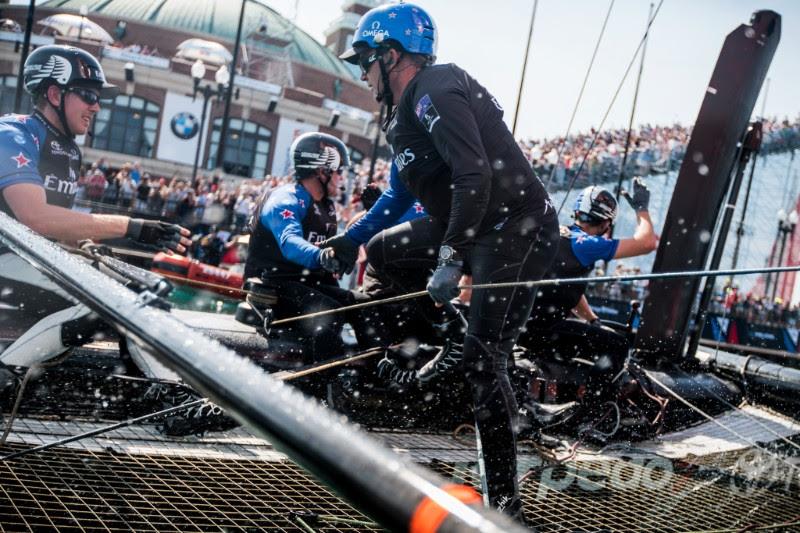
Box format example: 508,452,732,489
0,212,524,533
635,10,780,362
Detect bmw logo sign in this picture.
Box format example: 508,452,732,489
170,112,199,140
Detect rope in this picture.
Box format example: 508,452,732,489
640,366,800,477
556,0,665,216
270,264,800,327
1,350,74,445
273,345,396,381
0,344,392,460
544,0,615,190
0,399,206,462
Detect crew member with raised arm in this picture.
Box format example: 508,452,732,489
519,180,658,432
324,4,559,520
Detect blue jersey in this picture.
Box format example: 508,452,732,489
0,111,81,218
530,224,618,325
566,224,619,266
244,182,338,281
346,161,415,244
398,201,427,223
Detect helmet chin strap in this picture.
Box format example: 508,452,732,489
376,52,398,132
49,87,75,138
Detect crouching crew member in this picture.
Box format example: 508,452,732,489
519,179,658,427
244,132,381,360
325,3,559,520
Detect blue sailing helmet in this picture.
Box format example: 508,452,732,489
340,3,437,63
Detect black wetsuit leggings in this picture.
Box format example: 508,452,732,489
366,214,559,510
269,279,382,361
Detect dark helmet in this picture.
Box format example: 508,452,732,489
340,3,437,64
291,132,350,181
23,45,116,97
573,186,618,223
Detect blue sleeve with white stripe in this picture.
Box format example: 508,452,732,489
346,161,415,244
261,185,322,269
0,116,43,193
570,228,619,267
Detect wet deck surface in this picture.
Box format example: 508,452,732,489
1,405,798,532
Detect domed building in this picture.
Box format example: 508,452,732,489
0,0,383,180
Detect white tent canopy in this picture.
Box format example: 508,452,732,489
175,38,232,66
37,13,115,44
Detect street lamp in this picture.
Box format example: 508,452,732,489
770,208,798,302
190,60,228,186
78,5,88,42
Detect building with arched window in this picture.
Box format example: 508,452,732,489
91,95,160,158
0,0,382,181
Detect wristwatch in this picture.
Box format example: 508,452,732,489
438,245,463,265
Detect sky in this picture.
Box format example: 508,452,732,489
11,0,800,140
273,0,800,139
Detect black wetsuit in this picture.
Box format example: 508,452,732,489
348,63,560,514
245,183,379,360
519,225,630,403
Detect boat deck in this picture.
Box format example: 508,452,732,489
1,405,798,532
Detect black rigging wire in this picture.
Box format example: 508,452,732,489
556,0,666,217
544,0,615,191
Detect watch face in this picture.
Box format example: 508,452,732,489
439,246,454,261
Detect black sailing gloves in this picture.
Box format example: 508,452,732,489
623,177,651,212
321,233,359,275
126,219,188,253
425,246,464,304
318,247,342,274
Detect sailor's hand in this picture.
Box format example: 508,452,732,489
319,247,343,275
427,261,463,305
321,233,359,275
623,177,650,212
360,183,383,210
126,219,191,254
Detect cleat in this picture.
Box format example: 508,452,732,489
417,340,463,384
144,383,239,437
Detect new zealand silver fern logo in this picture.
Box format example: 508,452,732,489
28,55,72,85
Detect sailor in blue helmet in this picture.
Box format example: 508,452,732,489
324,3,560,519
244,131,382,360
0,46,237,436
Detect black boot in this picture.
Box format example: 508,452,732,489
417,340,464,384
144,383,239,437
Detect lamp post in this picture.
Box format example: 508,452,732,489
191,60,229,187
78,5,88,42
771,208,798,302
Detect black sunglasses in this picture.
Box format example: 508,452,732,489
357,51,379,75
67,87,101,106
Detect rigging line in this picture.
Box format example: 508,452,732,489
270,264,800,327
544,0,615,191
673,366,800,454
511,0,538,137
0,343,395,462
639,367,800,477
556,0,665,217
614,2,654,202
0,399,206,462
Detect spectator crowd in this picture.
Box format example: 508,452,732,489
73,115,799,314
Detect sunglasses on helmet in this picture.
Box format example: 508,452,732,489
67,87,102,106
